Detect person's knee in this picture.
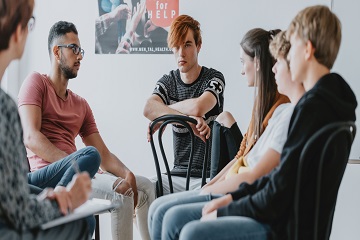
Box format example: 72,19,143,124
179,222,200,240
215,111,236,128
136,175,155,194
162,206,183,229
84,146,101,166
136,175,156,205
148,198,158,220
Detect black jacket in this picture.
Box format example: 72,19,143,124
217,73,357,239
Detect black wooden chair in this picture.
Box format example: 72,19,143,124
294,121,356,240
149,115,209,196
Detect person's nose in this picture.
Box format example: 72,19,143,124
241,66,245,75
178,46,185,57
77,53,83,61
272,63,277,74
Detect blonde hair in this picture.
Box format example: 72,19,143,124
287,5,341,69
270,31,290,61
167,15,202,49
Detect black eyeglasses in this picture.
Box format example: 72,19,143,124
28,16,35,32
57,44,85,57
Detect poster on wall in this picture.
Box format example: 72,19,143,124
95,0,179,54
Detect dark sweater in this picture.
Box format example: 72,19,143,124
217,73,357,239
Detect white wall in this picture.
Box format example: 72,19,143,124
330,1,360,240
13,0,360,239
332,0,360,160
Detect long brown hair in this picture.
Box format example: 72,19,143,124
240,28,280,139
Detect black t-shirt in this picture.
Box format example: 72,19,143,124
153,66,225,177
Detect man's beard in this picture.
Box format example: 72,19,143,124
60,57,77,79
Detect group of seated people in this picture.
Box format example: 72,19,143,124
0,0,357,240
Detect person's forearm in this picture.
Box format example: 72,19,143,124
103,153,138,207
169,98,206,117
101,153,130,178
24,131,67,163
205,172,256,194
144,98,184,121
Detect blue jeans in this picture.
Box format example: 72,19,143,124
148,190,218,240
150,190,272,240
162,201,271,240
28,146,101,188
179,216,272,240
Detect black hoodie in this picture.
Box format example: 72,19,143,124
217,73,357,239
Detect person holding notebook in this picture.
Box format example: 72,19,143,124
0,0,93,239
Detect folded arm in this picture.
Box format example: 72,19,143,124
169,91,217,117
143,94,184,121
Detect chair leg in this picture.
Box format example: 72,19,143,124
95,214,100,240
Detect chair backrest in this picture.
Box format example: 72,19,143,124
294,121,356,240
149,114,209,196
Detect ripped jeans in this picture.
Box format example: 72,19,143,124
90,173,156,240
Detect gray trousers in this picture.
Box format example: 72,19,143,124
0,219,90,240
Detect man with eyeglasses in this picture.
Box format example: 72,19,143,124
18,21,155,240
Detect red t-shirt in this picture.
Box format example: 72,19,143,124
18,72,99,171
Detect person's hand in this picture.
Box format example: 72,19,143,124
127,0,146,33
66,172,92,210
111,4,131,21
144,19,158,37
201,209,217,221
189,116,211,142
53,186,72,215
147,121,166,142
116,40,131,54
125,172,138,209
37,187,71,215
113,173,138,209
202,194,232,216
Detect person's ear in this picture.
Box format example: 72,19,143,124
305,40,315,60
13,23,26,44
53,45,61,61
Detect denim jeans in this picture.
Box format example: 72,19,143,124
160,200,272,240
28,146,101,188
90,172,156,240
148,190,219,240
180,216,272,240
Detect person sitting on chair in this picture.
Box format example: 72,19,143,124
18,20,155,240
143,14,226,195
